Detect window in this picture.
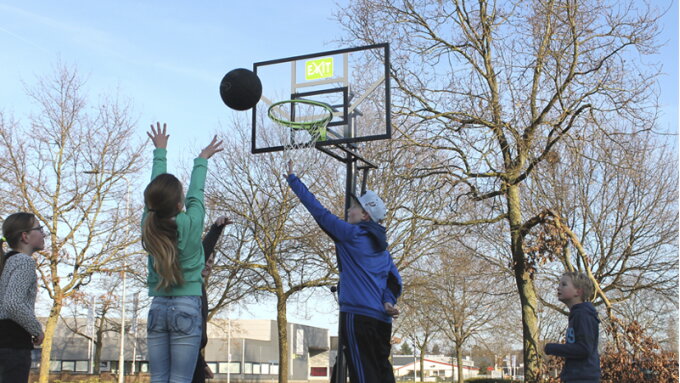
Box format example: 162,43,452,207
244,362,253,374
271,364,279,375
62,361,75,372
50,361,61,372
218,362,228,373
261,363,270,374
140,362,149,373
218,362,240,374
310,367,328,376
207,362,218,374
75,361,89,372
253,363,261,374
229,362,241,373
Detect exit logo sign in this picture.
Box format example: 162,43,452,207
305,57,333,80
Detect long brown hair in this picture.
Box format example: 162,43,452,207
142,174,184,291
0,212,36,276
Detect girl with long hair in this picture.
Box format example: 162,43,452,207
0,212,46,382
143,122,222,382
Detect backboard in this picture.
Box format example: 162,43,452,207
251,43,390,154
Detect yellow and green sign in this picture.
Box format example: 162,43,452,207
305,57,334,80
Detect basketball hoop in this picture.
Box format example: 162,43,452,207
267,99,334,141
268,99,335,164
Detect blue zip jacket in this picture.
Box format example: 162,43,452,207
545,302,601,382
287,174,402,323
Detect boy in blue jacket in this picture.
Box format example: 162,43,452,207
545,272,601,382
286,161,402,383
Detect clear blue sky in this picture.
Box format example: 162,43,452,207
0,0,677,334
0,1,349,154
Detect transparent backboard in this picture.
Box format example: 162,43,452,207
251,43,390,154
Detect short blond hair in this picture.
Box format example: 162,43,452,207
562,272,595,302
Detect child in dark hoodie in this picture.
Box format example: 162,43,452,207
545,272,601,383
286,161,402,383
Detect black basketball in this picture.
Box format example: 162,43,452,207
219,68,262,111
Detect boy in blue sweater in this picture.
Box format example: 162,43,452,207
286,161,402,383
545,272,601,383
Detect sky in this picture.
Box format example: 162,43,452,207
0,1,677,336
0,0,354,334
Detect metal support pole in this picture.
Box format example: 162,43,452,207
118,178,130,383
118,264,126,383
89,296,95,374
334,152,356,383
227,316,231,383
360,167,369,194
131,292,138,375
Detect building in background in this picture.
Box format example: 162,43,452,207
392,354,480,381
36,317,331,382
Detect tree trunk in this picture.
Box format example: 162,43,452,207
456,346,464,383
38,300,62,383
419,349,425,382
507,185,541,382
276,296,289,383
94,324,105,374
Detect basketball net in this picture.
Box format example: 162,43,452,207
267,100,333,167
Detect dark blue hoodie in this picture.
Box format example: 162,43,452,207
287,174,402,323
545,302,601,382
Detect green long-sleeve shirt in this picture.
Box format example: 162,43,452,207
143,148,207,296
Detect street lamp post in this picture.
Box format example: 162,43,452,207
118,177,130,383
131,292,139,375
227,313,231,383
88,296,95,374
119,261,127,383
413,338,417,381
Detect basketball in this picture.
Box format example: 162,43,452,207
219,68,262,111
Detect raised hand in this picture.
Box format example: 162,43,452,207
199,135,224,159
147,122,169,149
214,216,234,227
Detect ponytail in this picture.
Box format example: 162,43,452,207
142,174,184,291
142,211,182,290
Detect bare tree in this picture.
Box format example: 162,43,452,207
207,125,337,383
0,65,144,382
336,0,664,379
394,273,441,382
60,276,124,374
361,133,453,272
526,130,678,314
433,249,508,382
200,217,254,321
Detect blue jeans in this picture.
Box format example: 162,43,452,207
147,296,202,383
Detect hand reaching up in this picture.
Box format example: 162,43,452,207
287,160,294,177
199,135,224,159
147,122,169,149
